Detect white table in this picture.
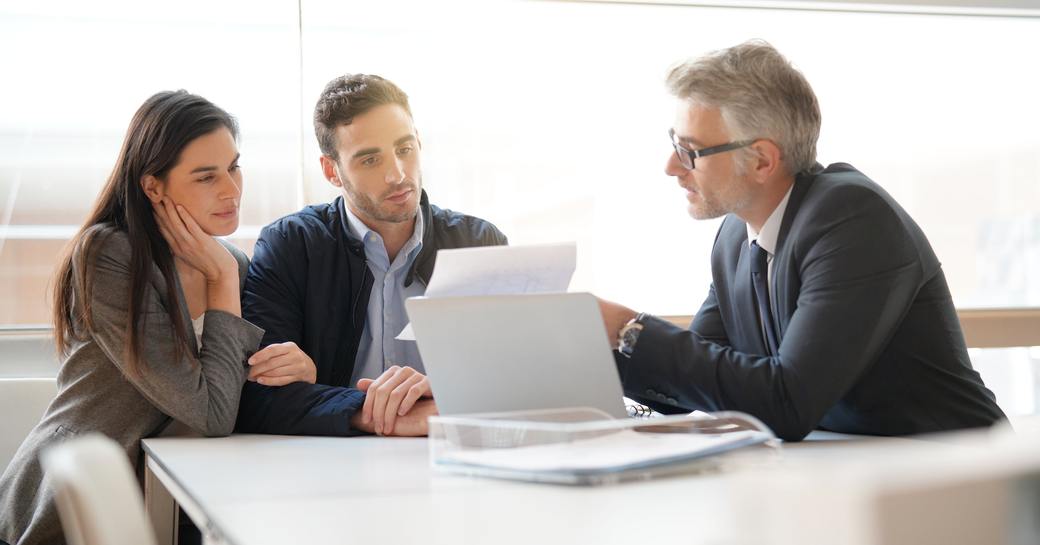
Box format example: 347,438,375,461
142,431,917,545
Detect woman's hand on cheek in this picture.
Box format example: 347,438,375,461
153,198,237,284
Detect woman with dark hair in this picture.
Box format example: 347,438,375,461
0,90,263,545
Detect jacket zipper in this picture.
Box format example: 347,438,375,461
350,256,367,329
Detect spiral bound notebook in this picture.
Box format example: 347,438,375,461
624,398,659,418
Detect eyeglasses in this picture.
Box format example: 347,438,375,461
669,128,755,170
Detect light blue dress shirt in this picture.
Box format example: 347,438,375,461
343,202,426,387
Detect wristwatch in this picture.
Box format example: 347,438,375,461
617,313,647,358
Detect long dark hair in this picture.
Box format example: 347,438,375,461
51,90,239,376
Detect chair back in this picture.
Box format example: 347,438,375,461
41,434,157,545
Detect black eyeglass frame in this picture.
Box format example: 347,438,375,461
669,128,756,170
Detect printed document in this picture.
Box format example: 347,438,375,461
397,242,576,340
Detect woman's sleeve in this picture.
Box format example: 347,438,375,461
85,234,264,436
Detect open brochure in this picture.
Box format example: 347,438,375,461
428,408,778,485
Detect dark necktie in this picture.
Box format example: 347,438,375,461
749,241,779,355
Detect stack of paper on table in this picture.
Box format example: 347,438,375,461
429,411,776,485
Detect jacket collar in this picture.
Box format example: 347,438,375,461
774,162,824,253
332,189,436,287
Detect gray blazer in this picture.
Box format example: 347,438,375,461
0,230,264,545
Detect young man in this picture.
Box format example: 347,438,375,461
597,41,1005,441
236,74,506,437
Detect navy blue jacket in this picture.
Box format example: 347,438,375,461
618,163,1005,441
235,191,507,435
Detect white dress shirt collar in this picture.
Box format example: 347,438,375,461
746,185,794,255
342,200,425,264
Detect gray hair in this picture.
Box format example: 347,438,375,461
666,40,821,175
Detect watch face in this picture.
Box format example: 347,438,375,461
622,326,641,346
619,322,643,356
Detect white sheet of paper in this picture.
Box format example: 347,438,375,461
424,242,576,297
396,243,577,340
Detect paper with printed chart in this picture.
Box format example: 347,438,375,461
396,242,577,340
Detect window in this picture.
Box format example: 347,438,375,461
0,1,300,324
297,0,1040,313
3,1,1038,315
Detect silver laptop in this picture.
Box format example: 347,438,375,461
404,292,628,419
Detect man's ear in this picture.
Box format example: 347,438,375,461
749,139,783,184
140,175,163,203
320,155,343,188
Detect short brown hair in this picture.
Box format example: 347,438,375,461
313,74,412,160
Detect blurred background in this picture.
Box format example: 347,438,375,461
1,0,1038,417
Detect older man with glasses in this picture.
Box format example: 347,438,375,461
596,40,1005,441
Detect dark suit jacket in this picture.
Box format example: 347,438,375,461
618,163,1005,441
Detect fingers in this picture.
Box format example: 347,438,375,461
248,343,297,366
177,204,208,239
361,366,400,427
162,198,191,243
248,349,294,379
252,374,297,387
247,343,315,385
153,202,181,253
248,353,296,381
154,198,195,260
155,217,175,247
381,372,426,435
396,375,430,416
252,362,312,385
384,400,438,437
357,378,374,392
365,366,425,435
348,409,375,434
